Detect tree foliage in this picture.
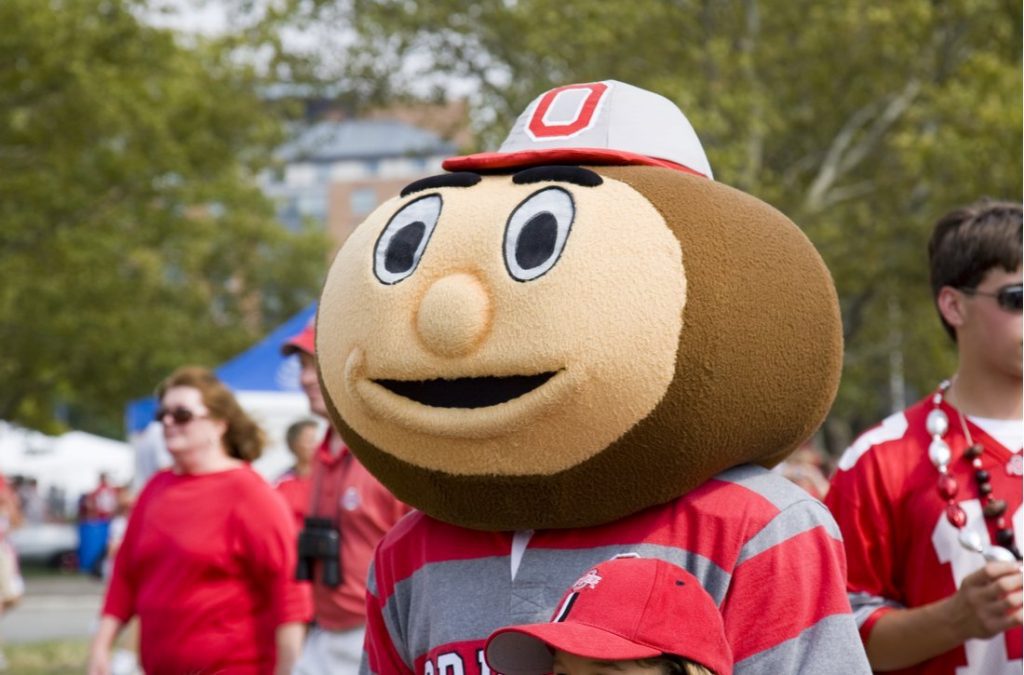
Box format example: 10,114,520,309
0,0,327,436
237,0,1022,451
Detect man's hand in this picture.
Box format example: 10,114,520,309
952,561,1024,640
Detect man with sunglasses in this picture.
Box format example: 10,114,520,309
827,200,1023,674
280,320,411,675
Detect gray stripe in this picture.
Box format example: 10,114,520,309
717,464,821,512
738,499,844,564
735,613,871,674
848,591,903,628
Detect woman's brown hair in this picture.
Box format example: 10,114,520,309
156,366,265,462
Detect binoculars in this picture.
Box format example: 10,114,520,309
296,516,342,588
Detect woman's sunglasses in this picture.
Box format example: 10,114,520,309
958,283,1023,313
154,407,208,425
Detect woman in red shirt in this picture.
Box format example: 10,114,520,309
87,367,310,675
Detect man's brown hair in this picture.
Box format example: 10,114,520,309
928,199,1022,340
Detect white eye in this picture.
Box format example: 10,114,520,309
503,187,575,282
373,195,442,284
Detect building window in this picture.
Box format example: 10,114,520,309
351,187,378,216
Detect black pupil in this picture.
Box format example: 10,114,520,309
516,212,557,270
385,221,426,273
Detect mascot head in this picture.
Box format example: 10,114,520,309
317,81,842,530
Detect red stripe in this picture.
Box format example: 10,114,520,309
375,478,786,603
722,529,851,661
443,147,707,177
858,606,893,644
533,478,782,568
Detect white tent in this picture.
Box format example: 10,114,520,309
0,422,133,516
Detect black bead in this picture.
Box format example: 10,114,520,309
964,443,984,459
996,528,1016,547
978,482,993,496
984,499,1008,518
974,469,990,483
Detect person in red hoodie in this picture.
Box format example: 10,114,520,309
282,319,411,675
87,366,311,675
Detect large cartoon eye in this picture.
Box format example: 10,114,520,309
373,195,442,284
503,187,575,282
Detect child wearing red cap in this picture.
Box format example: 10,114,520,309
485,556,731,675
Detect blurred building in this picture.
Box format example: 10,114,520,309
261,105,463,252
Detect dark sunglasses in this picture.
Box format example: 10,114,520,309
154,406,208,425
958,283,1023,313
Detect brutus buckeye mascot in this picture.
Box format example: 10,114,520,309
315,81,871,674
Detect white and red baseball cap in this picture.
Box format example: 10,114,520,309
281,318,316,357
485,556,732,675
444,80,713,179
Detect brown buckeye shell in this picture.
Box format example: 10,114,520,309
320,165,842,530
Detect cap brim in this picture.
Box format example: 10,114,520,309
486,624,662,675
280,334,315,357
443,147,706,177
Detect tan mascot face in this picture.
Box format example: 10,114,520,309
318,83,842,531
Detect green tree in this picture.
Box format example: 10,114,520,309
237,0,1022,451
0,0,327,436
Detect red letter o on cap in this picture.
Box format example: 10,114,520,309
527,82,609,140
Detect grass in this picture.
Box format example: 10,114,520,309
4,638,91,674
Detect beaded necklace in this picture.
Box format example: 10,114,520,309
927,380,1022,563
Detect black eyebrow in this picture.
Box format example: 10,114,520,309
400,172,482,197
512,166,603,187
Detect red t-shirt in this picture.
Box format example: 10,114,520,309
102,466,312,674
275,471,312,531
826,394,1023,675
306,431,411,630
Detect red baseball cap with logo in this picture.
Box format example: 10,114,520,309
443,80,713,179
281,318,316,357
485,556,732,675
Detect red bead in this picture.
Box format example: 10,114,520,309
937,474,959,500
946,504,967,528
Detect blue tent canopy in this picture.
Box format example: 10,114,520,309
124,302,317,435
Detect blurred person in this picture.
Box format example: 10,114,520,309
0,472,24,671
281,320,411,675
274,418,320,530
15,477,45,524
86,472,118,521
827,200,1023,674
87,366,311,675
774,440,832,500
102,486,139,675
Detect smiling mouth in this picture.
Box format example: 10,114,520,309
373,372,558,409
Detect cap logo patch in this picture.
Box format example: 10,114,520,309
571,568,603,591
526,82,610,141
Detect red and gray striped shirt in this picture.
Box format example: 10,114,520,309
362,464,869,674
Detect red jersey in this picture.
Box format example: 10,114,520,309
102,467,312,674
826,394,1023,675
364,466,870,675
307,430,411,630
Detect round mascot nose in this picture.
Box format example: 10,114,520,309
416,272,492,357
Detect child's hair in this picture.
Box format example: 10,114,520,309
637,655,714,675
